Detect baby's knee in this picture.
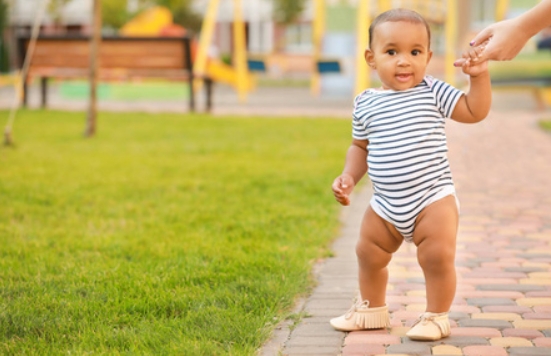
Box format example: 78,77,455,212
417,245,455,271
356,240,392,269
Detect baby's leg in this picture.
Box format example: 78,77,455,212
330,206,402,331
412,195,459,313
357,206,403,307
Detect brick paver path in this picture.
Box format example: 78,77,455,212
280,108,551,355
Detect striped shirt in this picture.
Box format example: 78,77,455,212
352,76,463,240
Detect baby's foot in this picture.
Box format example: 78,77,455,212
406,312,451,341
330,300,390,331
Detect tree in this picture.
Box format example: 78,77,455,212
273,0,307,25
101,0,132,30
0,0,8,72
47,0,72,25
154,0,202,34
272,0,308,52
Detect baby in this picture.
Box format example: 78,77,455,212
330,8,491,341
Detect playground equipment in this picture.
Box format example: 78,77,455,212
121,4,253,98
489,0,551,110
193,0,253,103
120,6,178,37
312,0,511,96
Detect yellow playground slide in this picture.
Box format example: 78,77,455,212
206,60,255,91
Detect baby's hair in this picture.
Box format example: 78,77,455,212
369,8,431,48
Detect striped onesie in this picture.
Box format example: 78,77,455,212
353,76,463,242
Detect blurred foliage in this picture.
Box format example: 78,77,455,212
48,0,72,24
510,0,540,8
101,0,137,30
489,52,551,79
101,0,202,34
154,0,202,34
0,0,8,72
273,0,307,24
540,119,551,132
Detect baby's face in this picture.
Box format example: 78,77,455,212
366,21,432,91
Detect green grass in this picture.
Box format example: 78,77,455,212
489,51,551,79
510,0,539,9
58,81,189,101
539,119,551,132
0,110,351,355
57,78,312,101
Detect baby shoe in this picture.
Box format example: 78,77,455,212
330,300,390,332
406,312,451,341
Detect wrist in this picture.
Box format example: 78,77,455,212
341,172,356,184
469,70,490,79
514,16,540,39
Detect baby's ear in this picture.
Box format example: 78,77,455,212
364,49,376,69
426,49,433,64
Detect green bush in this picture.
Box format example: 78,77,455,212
101,0,136,30
0,0,8,72
155,0,202,34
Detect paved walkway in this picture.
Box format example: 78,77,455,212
274,103,551,355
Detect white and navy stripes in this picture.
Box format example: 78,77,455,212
353,76,463,241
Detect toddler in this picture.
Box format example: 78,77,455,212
330,8,491,341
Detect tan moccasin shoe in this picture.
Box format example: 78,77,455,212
406,312,451,341
330,300,390,332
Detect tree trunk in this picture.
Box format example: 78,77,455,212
85,0,101,137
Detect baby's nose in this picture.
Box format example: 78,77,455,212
397,56,410,66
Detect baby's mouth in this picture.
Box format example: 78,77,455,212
396,73,412,81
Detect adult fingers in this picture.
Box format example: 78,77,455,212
470,26,493,47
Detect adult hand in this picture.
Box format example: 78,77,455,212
453,42,487,68
469,18,532,62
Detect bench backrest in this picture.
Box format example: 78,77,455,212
18,35,194,72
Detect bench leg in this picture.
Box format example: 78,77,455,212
188,79,195,113
22,79,28,107
205,78,213,113
40,77,48,108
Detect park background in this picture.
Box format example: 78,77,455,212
0,0,551,355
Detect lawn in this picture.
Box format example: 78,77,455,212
0,110,352,355
58,81,189,101
540,119,551,132
489,51,551,80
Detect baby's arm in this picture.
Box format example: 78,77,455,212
450,47,492,124
332,139,368,206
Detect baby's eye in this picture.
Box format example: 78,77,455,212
386,50,396,55
412,50,421,56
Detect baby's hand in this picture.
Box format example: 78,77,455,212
332,174,355,206
454,42,489,77
460,57,489,77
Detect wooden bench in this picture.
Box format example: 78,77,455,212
17,35,213,112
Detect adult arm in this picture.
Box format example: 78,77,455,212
471,0,551,61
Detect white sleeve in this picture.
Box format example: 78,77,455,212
429,78,463,118
352,92,369,140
